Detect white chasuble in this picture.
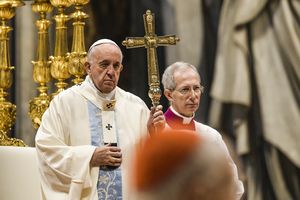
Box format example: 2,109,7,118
36,76,150,200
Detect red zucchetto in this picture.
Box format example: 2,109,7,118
132,129,201,191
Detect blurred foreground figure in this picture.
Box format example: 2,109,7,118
131,130,236,200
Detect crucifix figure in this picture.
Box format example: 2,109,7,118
122,10,180,107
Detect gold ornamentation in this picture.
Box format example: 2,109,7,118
102,100,116,111
122,10,180,107
0,99,16,138
68,0,89,85
0,0,26,146
0,130,26,147
29,92,50,129
29,0,53,129
50,0,71,97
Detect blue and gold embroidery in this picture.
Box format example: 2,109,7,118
88,101,122,200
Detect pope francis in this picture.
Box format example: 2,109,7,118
35,39,164,200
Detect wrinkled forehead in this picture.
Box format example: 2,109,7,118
88,43,123,62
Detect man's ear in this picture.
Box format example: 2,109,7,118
119,64,123,72
84,62,91,75
164,89,173,102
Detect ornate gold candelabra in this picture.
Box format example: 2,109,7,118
68,0,89,85
0,0,26,146
50,0,71,96
122,10,179,107
29,0,53,129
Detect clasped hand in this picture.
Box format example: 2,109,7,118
90,144,122,167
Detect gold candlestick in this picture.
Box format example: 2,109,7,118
50,0,71,97
68,0,89,85
0,0,26,146
29,0,53,129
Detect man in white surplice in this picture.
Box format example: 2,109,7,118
160,61,244,199
35,39,164,200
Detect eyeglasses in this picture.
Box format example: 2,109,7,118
174,85,204,96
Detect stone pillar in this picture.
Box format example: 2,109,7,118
15,2,37,146
162,0,203,67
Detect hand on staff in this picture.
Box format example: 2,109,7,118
147,105,165,134
90,144,122,167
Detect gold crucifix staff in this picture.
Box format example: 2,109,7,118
122,10,179,107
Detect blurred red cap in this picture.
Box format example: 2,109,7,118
132,129,202,191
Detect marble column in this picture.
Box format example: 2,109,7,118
162,0,203,67
15,1,38,146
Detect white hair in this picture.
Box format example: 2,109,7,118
161,61,201,90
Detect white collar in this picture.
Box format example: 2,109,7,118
170,106,194,124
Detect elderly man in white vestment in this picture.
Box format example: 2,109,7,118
35,39,164,200
154,61,244,199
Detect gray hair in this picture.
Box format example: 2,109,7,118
161,61,200,90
